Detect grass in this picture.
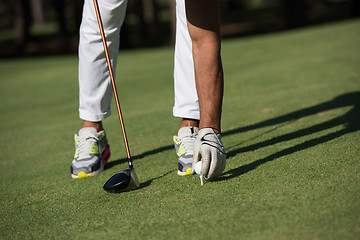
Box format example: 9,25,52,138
0,19,359,239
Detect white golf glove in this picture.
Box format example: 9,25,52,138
191,128,226,180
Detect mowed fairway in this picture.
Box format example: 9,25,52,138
0,20,359,239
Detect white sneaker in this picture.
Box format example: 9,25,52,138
71,127,111,178
173,126,199,176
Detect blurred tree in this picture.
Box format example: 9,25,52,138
350,0,360,17
30,0,44,24
52,0,67,36
1,0,358,57
12,0,31,52
281,0,308,28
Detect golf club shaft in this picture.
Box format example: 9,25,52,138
93,0,133,167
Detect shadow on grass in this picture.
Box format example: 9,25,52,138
139,170,175,189
105,91,360,184
216,91,360,181
105,145,174,170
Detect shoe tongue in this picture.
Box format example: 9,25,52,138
178,126,198,137
79,127,98,137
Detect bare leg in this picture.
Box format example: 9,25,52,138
180,118,199,129
81,120,103,132
185,0,224,134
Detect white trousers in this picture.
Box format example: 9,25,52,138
78,0,199,122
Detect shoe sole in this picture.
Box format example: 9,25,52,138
177,168,192,176
71,163,104,178
71,144,111,179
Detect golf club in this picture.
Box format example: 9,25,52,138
92,0,140,193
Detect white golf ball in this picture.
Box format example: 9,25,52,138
195,161,202,175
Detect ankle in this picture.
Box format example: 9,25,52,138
180,118,199,129
82,121,104,132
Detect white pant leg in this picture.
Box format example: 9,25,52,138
173,0,200,120
79,0,127,122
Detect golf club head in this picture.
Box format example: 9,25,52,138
103,168,140,193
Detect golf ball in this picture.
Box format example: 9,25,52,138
195,161,202,175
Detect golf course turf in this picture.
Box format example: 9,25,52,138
0,19,359,239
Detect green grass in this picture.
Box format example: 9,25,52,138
1,19,359,239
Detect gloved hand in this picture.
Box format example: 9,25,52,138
191,128,226,180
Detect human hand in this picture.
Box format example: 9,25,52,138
191,128,226,180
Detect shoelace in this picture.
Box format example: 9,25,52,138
179,133,197,155
77,135,98,158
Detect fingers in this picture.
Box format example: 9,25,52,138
201,147,211,177
204,149,221,180
191,128,226,180
201,146,225,180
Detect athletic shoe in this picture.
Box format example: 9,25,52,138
173,126,199,176
71,127,111,178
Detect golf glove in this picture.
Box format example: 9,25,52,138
191,128,226,180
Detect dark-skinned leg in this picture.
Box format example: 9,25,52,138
81,120,104,132
185,0,224,134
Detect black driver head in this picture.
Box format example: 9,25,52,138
103,168,140,193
